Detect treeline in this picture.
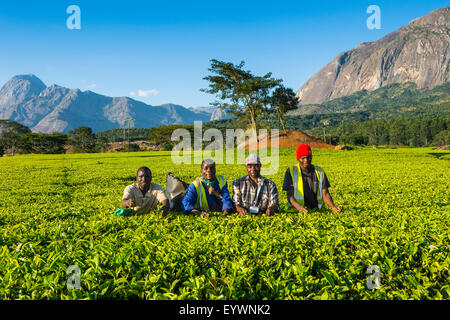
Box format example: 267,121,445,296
95,128,151,142
0,121,108,156
95,125,195,150
94,117,450,150
328,117,450,147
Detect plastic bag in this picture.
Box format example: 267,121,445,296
165,172,188,212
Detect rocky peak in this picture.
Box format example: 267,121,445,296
296,7,450,105
0,74,46,106
408,6,449,27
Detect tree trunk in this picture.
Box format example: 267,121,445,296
279,114,287,135
250,110,257,133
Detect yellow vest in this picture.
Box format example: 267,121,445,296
192,175,226,211
292,164,324,208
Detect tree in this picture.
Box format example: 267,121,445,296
270,85,299,134
433,130,449,146
20,133,67,154
0,120,32,155
95,136,109,153
67,126,97,153
148,124,194,149
202,59,281,132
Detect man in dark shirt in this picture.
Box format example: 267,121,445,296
282,144,341,213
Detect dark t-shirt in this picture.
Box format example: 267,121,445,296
282,165,330,209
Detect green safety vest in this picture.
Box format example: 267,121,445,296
192,175,226,211
292,164,324,209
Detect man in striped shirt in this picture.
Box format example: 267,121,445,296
232,154,279,216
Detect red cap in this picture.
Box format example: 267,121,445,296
296,144,312,160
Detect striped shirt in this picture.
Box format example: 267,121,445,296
232,175,279,213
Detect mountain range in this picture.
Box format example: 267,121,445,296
296,6,450,105
1,7,448,134
0,74,227,133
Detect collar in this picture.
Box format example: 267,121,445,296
246,175,263,184
202,177,217,187
135,183,152,195
298,164,315,173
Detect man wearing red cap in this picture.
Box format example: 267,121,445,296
282,144,341,213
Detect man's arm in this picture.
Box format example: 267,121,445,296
122,198,134,208
160,199,170,216
287,190,308,213
220,182,233,214
154,187,171,217
231,180,246,215
236,204,248,216
322,188,341,213
283,168,308,213
182,184,209,217
265,181,279,216
122,187,135,208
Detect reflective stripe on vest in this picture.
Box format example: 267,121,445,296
193,175,226,211
292,164,324,209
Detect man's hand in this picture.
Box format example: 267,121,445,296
200,211,210,218
122,198,136,208
192,209,209,218
223,209,232,216
332,206,341,213
265,206,275,217
236,206,248,216
160,200,170,217
298,206,308,213
160,208,169,217
288,192,308,214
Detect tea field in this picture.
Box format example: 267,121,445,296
0,147,448,299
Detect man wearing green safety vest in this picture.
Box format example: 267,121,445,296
283,144,341,213
181,159,233,217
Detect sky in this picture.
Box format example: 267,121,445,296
0,0,448,108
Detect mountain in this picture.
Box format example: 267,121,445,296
0,75,226,133
207,81,450,140
291,81,450,117
296,7,450,105
189,106,229,121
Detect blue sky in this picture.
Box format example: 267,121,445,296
0,1,447,107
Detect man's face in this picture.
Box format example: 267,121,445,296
137,169,152,189
246,164,261,179
201,163,216,181
298,155,312,170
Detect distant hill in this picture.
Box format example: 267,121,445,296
291,81,450,118
296,7,450,105
208,81,450,135
0,75,228,133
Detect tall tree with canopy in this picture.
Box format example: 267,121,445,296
202,59,281,132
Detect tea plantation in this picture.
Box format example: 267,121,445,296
0,148,448,299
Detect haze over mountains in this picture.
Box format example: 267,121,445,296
0,75,227,134
296,7,450,105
